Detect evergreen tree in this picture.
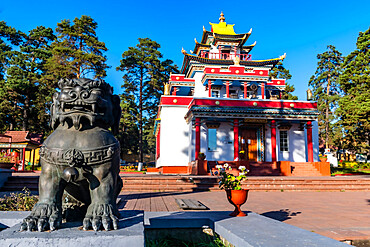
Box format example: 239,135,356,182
46,15,109,80
309,45,343,150
269,61,298,100
338,28,370,153
116,38,178,162
0,21,25,131
5,26,56,132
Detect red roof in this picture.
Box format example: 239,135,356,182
0,131,43,145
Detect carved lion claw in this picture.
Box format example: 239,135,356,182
20,203,62,232
82,204,119,231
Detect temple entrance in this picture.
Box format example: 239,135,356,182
240,128,258,161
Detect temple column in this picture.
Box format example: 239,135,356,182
243,82,247,99
21,148,26,171
208,80,213,97
233,119,239,160
261,82,265,99
195,118,201,160
271,120,277,162
172,87,177,96
306,121,314,162
224,81,230,98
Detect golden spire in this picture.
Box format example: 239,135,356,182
219,12,225,22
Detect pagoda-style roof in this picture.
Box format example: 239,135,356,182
180,51,285,75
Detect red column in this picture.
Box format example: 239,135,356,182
261,82,265,99
172,87,177,96
226,81,230,98
234,119,239,160
156,127,161,159
22,148,26,171
195,118,201,160
208,80,212,97
243,82,247,99
306,121,314,162
271,120,277,162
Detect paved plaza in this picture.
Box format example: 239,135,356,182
118,190,370,242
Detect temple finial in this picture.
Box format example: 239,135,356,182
219,12,225,22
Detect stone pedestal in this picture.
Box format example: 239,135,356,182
0,211,144,247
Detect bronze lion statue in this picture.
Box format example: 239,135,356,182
21,78,123,231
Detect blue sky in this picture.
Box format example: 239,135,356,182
1,0,369,100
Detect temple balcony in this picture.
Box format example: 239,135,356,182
199,51,252,61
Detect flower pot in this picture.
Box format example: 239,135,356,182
226,189,249,217
320,157,327,162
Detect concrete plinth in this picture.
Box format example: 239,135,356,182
0,211,144,247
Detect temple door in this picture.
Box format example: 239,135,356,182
241,128,258,161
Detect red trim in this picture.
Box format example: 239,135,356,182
169,74,195,83
160,96,193,106
204,66,269,77
234,119,239,160
306,121,313,162
271,120,277,162
188,98,317,109
261,82,265,99
195,118,201,160
269,79,286,86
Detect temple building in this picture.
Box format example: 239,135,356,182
154,13,325,176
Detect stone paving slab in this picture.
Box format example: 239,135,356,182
0,211,144,247
145,211,348,247
119,190,370,242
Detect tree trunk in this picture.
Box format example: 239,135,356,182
139,68,143,163
22,98,29,131
325,77,330,149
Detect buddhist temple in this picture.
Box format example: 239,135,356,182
154,13,326,176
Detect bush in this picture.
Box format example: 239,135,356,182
0,188,38,211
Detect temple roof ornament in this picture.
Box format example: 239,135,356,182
209,12,236,35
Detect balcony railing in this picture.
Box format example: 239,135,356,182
200,51,252,61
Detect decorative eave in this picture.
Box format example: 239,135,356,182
184,98,318,123
241,41,257,53
193,38,211,55
180,51,284,75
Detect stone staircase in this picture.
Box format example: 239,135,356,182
248,162,281,176
1,174,369,193
290,162,322,176
0,175,39,192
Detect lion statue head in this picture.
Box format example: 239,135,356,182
50,78,121,135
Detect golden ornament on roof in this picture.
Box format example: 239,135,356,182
219,11,225,22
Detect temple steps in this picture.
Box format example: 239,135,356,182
291,163,322,176
1,174,369,192
0,176,39,192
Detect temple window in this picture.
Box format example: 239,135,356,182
208,128,217,151
211,90,220,98
280,130,289,152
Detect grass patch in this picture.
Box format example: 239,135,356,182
0,188,38,211
145,236,227,247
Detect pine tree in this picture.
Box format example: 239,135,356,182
46,15,109,80
116,38,178,162
4,26,56,132
0,21,25,131
269,61,298,100
309,45,343,151
338,28,370,153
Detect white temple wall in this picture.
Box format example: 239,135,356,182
156,105,189,167
204,122,234,161
193,72,207,97
312,121,319,162
277,123,306,162
265,124,272,162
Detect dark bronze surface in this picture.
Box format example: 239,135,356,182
21,78,123,232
